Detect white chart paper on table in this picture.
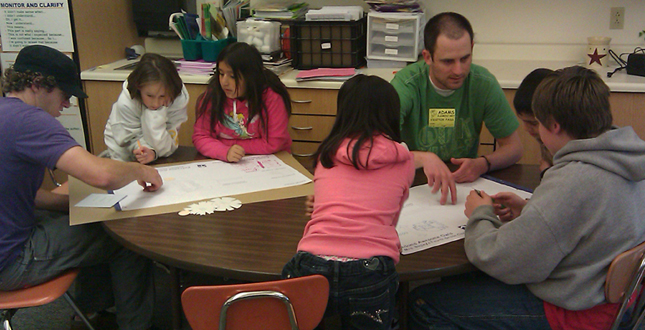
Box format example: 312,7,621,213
396,177,533,255
112,154,312,211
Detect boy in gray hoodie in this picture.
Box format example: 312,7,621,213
409,66,645,330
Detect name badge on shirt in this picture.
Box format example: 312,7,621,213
428,108,455,127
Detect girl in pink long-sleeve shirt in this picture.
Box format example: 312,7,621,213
192,42,292,162
282,75,415,330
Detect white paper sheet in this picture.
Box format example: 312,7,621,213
396,177,533,255
75,193,127,208
112,154,312,211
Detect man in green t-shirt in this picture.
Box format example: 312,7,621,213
392,12,523,205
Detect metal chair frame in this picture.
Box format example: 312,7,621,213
182,274,329,330
220,290,299,330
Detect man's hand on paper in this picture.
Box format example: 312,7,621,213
491,191,527,222
137,166,163,192
464,189,493,218
413,151,457,205
450,157,486,183
227,144,245,162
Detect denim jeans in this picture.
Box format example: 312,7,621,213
408,271,552,330
0,210,154,330
282,251,399,330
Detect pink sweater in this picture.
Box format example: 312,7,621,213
297,135,415,263
192,88,292,161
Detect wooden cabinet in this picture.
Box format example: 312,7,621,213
83,77,645,169
288,88,338,169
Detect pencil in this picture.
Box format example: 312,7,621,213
137,140,142,150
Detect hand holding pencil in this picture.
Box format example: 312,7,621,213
464,189,494,218
134,140,155,165
490,192,528,222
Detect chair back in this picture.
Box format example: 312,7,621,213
181,274,329,330
606,241,645,330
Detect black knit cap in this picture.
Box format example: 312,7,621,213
13,45,88,98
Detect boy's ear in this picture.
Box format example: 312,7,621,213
550,121,563,135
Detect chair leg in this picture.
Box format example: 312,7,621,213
62,293,96,330
1,309,17,330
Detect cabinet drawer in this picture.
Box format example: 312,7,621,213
289,115,335,142
292,141,319,173
288,88,338,115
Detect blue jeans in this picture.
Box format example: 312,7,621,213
282,251,399,330
409,271,552,330
0,210,154,330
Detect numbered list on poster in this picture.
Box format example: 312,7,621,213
0,1,73,52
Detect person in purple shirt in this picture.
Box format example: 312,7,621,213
0,45,163,330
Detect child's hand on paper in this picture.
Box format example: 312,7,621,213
464,190,493,218
304,195,314,216
134,146,156,164
491,192,527,222
226,145,245,162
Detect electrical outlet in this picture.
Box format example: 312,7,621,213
610,7,625,30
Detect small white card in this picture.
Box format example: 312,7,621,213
75,193,127,208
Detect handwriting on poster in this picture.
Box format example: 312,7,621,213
0,0,73,51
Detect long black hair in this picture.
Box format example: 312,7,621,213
315,74,401,169
195,42,291,136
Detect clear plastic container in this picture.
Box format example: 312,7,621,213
237,19,281,54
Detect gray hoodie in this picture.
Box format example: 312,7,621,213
465,126,645,310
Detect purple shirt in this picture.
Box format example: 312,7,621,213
0,97,79,271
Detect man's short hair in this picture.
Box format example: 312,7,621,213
423,12,474,58
533,66,612,139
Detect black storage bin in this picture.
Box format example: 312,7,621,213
289,17,367,69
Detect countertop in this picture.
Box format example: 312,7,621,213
81,58,645,92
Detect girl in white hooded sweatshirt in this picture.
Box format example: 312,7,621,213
103,53,189,164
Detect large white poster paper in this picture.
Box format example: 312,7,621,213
396,177,533,255
112,154,313,211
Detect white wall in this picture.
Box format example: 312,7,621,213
298,0,645,61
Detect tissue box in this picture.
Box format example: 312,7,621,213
237,19,281,54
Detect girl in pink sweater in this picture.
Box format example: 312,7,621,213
192,42,292,162
282,75,415,330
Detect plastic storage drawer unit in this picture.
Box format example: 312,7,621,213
367,12,425,62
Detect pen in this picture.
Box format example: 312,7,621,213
474,189,483,198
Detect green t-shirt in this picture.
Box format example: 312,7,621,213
391,61,519,161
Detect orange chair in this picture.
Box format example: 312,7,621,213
0,268,95,330
606,241,645,330
181,274,329,330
